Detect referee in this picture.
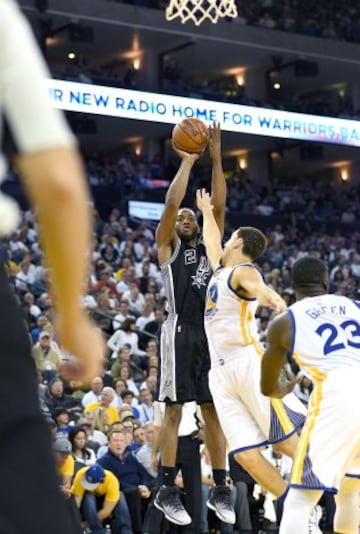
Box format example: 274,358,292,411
0,1,104,532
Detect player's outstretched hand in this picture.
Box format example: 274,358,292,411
196,188,213,213
208,121,221,160
269,294,287,314
57,312,106,386
172,142,203,162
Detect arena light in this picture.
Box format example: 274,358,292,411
340,168,350,182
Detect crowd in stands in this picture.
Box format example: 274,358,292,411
52,55,359,122
1,153,359,531
107,0,360,45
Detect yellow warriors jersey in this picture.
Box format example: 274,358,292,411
204,264,260,365
288,294,360,383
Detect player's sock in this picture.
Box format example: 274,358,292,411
161,466,176,486
280,488,322,534
212,469,227,486
334,476,360,533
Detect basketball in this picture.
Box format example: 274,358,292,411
172,118,209,154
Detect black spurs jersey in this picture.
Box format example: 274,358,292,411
160,238,211,322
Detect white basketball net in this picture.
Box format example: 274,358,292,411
166,0,238,26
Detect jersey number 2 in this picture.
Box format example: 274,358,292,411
316,320,360,355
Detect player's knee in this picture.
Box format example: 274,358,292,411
200,401,218,422
234,448,260,471
163,404,182,427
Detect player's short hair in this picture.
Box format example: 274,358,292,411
291,257,328,287
237,227,267,261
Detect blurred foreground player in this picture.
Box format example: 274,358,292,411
0,1,104,532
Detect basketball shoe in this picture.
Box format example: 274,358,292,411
155,485,192,526
207,485,236,524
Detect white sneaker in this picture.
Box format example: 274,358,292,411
155,485,192,526
308,505,322,534
206,485,236,524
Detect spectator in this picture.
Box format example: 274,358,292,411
71,464,133,534
136,422,157,479
44,377,81,417
69,425,97,466
112,299,135,331
30,314,48,343
133,425,147,448
118,363,141,396
135,301,155,331
85,387,120,430
143,308,165,341
107,317,146,361
54,408,73,439
112,377,127,409
32,330,62,382
81,376,104,408
137,388,155,425
79,412,108,450
98,429,152,534
54,437,75,496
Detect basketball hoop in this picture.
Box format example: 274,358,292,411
165,0,238,26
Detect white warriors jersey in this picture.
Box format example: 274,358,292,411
204,264,260,365
288,294,360,383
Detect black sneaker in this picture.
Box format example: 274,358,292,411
206,485,236,524
155,485,192,526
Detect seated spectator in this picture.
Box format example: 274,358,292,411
121,390,140,417
15,257,36,292
140,374,158,398
117,364,140,396
111,347,144,387
23,291,42,318
79,412,108,450
42,321,63,356
112,378,127,409
122,283,145,317
44,377,81,417
108,317,146,361
93,292,116,334
30,314,48,343
137,388,154,426
54,408,73,439
71,464,133,534
81,376,104,408
121,409,138,427
112,299,135,331
93,267,118,295
85,387,120,431
32,330,62,382
143,308,165,341
135,302,155,333
69,425,97,466
98,429,152,534
133,425,147,448
54,437,75,496
255,199,274,216
135,422,157,479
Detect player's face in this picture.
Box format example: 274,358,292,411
221,231,240,262
175,209,198,242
